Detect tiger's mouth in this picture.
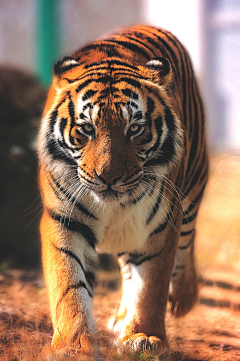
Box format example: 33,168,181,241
78,168,144,204
90,179,145,204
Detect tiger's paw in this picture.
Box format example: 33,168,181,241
121,333,169,355
43,334,100,360
169,281,198,317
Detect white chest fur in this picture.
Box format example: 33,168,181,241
95,202,150,254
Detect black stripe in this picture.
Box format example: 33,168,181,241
122,88,139,100
186,91,200,176
175,265,185,270
76,79,93,93
182,210,198,225
186,57,193,134
178,236,194,250
199,163,208,184
49,98,67,133
129,101,138,109
59,119,78,152
147,97,155,112
146,181,164,224
68,281,92,297
150,218,168,236
150,201,175,236
117,252,125,257
82,89,97,101
83,103,93,111
133,111,143,121
72,199,97,219
141,114,162,151
106,39,151,59
180,229,194,237
48,210,97,249
48,176,62,201
56,280,92,320
130,187,149,205
126,251,161,266
159,107,178,163
118,77,141,89
183,188,204,215
100,87,119,96
84,59,138,71
107,59,138,70
53,245,95,288
95,76,112,84
122,34,156,57
184,155,207,197
49,109,58,133
46,138,78,166
128,252,145,258
68,95,76,138
59,117,67,135
63,281,92,301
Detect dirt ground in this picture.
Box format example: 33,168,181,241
1,152,240,361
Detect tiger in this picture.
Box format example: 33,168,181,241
37,25,208,359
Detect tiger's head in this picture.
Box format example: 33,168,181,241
38,56,184,204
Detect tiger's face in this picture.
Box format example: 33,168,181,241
74,84,164,203
39,57,184,204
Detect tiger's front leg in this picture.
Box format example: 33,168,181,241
40,210,100,360
114,230,180,354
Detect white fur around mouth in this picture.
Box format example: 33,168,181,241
92,188,127,204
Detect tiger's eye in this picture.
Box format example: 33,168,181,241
83,124,93,132
130,124,140,133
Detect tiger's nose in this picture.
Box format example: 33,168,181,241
97,173,122,185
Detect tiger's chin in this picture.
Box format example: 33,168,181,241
92,189,128,205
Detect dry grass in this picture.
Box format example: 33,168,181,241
0,273,50,360
1,152,240,360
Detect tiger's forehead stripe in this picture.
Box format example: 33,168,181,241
72,60,142,86
83,59,139,71
69,57,148,93
76,79,93,93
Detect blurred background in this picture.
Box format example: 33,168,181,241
0,0,240,271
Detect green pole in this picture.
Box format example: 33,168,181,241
36,0,61,87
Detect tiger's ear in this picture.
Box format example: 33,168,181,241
139,57,172,86
54,57,80,76
53,57,82,87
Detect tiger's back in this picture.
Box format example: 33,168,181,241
38,25,208,359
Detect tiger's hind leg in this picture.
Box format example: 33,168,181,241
169,228,198,317
169,193,201,317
